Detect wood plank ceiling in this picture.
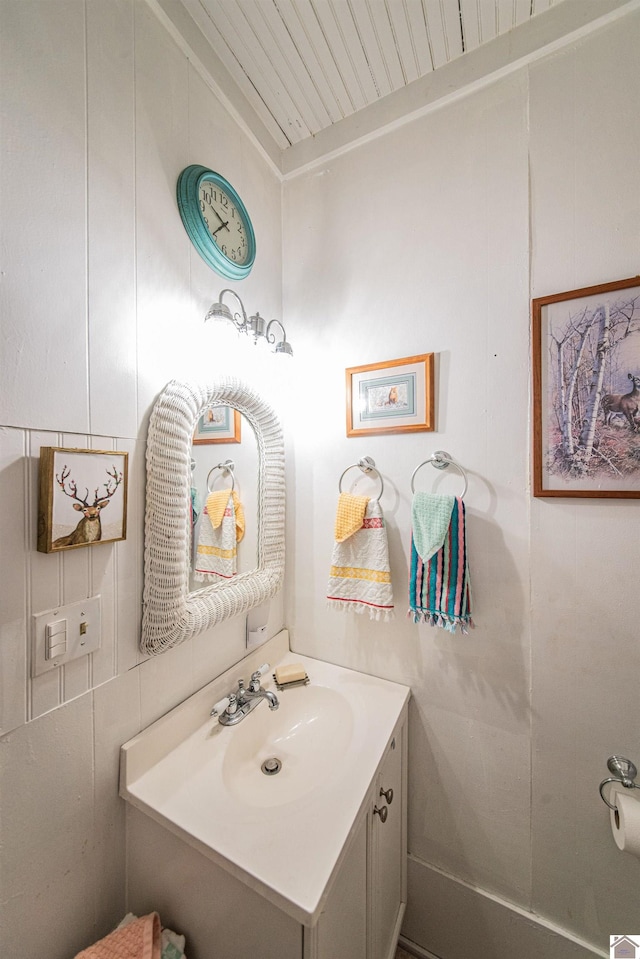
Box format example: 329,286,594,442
180,0,564,150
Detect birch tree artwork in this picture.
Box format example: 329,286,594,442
534,279,640,495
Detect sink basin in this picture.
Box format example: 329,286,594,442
222,686,354,807
120,630,410,925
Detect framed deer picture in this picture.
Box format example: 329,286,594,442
532,275,640,497
38,447,129,552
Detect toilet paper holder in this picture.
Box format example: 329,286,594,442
599,756,640,811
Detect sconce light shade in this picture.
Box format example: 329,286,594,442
205,301,234,325
274,338,294,357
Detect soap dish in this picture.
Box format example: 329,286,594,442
273,672,310,691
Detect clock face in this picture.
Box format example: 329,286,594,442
199,180,250,267
177,165,256,280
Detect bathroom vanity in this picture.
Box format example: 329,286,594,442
120,631,410,959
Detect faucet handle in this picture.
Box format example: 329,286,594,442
249,663,270,688
211,693,238,719
210,696,231,718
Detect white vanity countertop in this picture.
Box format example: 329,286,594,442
120,630,410,926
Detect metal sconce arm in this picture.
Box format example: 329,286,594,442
266,318,293,355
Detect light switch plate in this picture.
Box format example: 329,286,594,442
246,624,268,649
32,596,101,677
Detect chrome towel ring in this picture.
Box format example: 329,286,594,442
338,456,384,502
411,450,468,499
207,459,236,493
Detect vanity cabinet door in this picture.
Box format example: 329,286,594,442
369,719,407,959
310,813,368,959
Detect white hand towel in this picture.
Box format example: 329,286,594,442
193,489,239,581
327,498,394,621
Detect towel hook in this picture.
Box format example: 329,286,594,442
410,450,468,499
338,456,384,502
599,755,640,811
207,459,236,494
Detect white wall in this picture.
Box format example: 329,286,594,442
3,3,640,959
282,9,640,958
0,2,283,956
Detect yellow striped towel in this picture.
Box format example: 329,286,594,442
327,498,394,621
193,489,245,581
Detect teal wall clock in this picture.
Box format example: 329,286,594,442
177,165,256,280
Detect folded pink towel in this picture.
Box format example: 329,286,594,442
74,912,161,959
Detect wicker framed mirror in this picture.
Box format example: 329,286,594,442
141,379,285,655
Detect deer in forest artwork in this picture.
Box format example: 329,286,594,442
52,463,123,548
544,288,640,481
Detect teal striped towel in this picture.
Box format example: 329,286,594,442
409,492,474,633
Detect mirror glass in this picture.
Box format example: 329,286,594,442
189,409,259,590
141,379,285,656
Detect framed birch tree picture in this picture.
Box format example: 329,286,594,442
532,276,640,497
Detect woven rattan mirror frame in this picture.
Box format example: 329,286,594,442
141,379,285,654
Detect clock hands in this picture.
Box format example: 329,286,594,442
207,203,224,225
203,198,241,252
204,201,231,237
211,219,230,238
204,202,231,237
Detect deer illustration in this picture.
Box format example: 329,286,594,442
52,464,123,547
601,373,640,431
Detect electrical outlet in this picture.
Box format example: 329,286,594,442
32,596,101,677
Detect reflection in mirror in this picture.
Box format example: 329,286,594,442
141,379,285,656
189,411,259,590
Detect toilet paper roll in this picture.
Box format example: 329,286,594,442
610,790,640,856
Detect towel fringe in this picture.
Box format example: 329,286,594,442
327,599,394,622
192,569,234,582
407,608,475,634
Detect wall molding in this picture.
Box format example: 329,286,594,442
402,856,608,959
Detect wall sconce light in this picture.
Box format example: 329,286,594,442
205,289,293,356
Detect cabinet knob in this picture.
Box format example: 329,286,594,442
373,804,388,823
379,786,394,804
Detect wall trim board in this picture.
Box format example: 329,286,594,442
397,934,441,959
403,856,608,959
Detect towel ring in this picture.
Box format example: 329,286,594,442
338,456,384,502
207,459,235,494
411,450,468,498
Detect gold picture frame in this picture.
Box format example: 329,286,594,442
346,353,435,437
38,447,129,552
193,405,242,445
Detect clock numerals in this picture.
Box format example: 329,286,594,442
199,184,249,266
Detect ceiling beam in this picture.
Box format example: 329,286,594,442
281,0,640,177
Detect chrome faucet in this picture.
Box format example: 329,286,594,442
211,663,279,726
237,674,280,710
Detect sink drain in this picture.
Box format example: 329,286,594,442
261,757,282,776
